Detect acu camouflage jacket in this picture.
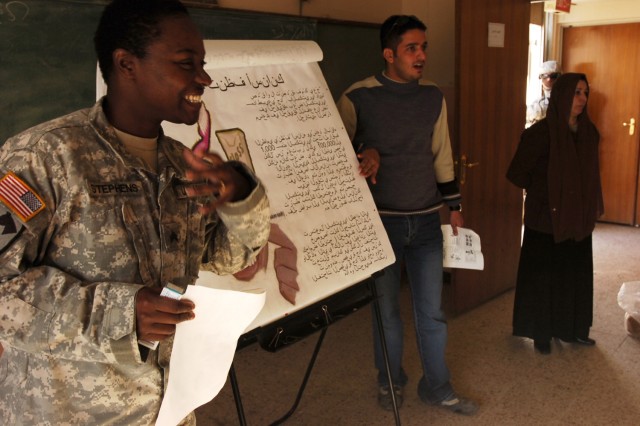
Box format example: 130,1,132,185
0,100,270,425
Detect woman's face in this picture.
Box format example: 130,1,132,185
570,80,589,121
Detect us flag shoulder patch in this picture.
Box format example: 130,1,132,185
0,172,45,222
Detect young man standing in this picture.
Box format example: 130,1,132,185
0,1,269,424
337,15,477,416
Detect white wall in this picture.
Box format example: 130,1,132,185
216,0,396,22
302,0,396,23
216,0,456,86
409,0,456,88
215,0,298,16
558,0,640,26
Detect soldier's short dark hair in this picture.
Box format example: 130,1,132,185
94,0,189,83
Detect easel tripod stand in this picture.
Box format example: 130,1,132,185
228,277,401,425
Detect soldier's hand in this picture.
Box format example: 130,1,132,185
135,287,195,342
182,148,251,213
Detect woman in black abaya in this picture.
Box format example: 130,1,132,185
507,73,603,354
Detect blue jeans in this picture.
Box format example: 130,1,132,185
373,212,454,403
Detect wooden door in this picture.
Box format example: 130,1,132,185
451,0,530,314
562,24,640,225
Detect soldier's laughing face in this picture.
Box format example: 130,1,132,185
123,15,212,136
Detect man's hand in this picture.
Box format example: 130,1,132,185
357,148,380,184
450,211,464,236
135,287,195,343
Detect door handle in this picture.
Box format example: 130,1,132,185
623,118,635,136
456,154,480,185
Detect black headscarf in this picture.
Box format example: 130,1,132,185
547,73,603,242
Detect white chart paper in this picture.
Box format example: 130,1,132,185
442,225,484,270
162,40,395,330
156,285,265,426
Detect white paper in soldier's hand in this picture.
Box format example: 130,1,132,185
156,285,266,426
441,225,484,270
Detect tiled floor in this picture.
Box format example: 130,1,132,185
196,223,640,425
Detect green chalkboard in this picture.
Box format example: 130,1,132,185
0,0,379,144
0,1,102,143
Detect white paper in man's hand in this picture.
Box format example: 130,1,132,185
156,285,266,426
441,225,484,270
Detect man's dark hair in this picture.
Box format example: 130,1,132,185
94,0,189,83
380,15,427,52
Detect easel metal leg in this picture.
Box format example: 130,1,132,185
228,278,384,425
229,364,247,426
268,326,329,426
369,279,402,426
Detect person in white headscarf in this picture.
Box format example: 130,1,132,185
526,60,561,127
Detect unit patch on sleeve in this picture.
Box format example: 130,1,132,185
0,172,45,222
0,205,24,250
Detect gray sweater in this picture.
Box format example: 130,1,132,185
337,73,460,215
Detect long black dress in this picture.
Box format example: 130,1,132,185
507,73,603,343
513,226,593,341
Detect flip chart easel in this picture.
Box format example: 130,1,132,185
160,40,396,332
125,40,399,423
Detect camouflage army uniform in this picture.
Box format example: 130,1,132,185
525,87,552,128
0,100,270,424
